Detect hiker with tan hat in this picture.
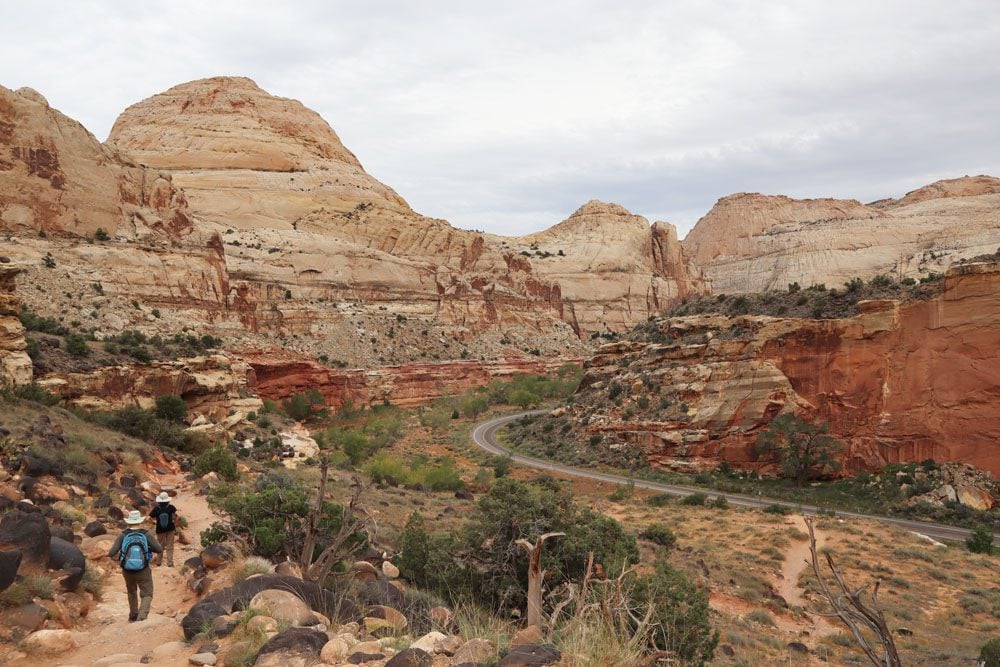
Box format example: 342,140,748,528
107,510,163,622
149,491,179,567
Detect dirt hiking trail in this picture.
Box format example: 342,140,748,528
22,473,217,667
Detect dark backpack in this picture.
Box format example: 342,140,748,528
157,507,172,531
119,531,150,571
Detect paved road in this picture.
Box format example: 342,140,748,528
472,411,999,546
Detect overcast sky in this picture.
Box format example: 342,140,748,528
3,1,999,237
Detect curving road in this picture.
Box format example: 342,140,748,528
472,411,999,546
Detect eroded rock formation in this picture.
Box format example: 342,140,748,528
683,177,1000,294
0,264,31,386
575,261,1000,475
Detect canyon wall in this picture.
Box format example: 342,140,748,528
575,260,1000,475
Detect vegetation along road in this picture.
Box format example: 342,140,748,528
472,411,999,546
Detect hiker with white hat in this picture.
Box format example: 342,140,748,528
107,510,163,622
149,491,180,567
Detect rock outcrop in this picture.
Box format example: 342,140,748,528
0,84,192,238
682,177,1000,294
574,261,1000,475
0,264,31,386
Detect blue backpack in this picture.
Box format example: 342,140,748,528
119,531,150,571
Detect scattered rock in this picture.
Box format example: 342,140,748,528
352,560,379,581
454,489,474,501
254,627,328,665
201,543,233,569
246,615,278,633
84,521,107,537
367,604,407,629
48,535,86,591
347,652,386,664
787,641,810,653
382,560,400,579
1,602,49,634
410,631,447,653
360,578,406,609
897,627,914,637
189,653,217,666
511,624,543,647
93,653,141,666
429,605,455,631
21,628,76,653
320,637,352,663
274,561,300,577
248,589,315,627
211,614,238,637
449,638,494,665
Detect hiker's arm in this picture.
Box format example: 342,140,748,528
147,532,164,554
107,533,123,558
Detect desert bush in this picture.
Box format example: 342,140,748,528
230,556,274,584
10,382,61,406
639,523,677,549
681,492,708,506
646,493,674,507
366,454,411,485
968,526,995,555
282,389,327,422
981,637,1000,667
154,394,188,422
633,560,718,665
193,445,239,481
745,609,776,626
65,333,90,357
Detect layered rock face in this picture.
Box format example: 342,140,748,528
246,355,578,409
103,77,702,339
683,177,1000,294
576,261,1000,475
0,85,192,238
521,201,704,331
0,264,31,386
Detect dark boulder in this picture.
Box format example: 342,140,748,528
107,506,125,521
49,524,75,543
254,627,327,662
386,648,432,667
497,644,562,666
181,600,228,640
201,543,234,569
93,495,112,509
48,536,86,591
360,578,406,609
454,489,474,501
0,509,50,561
347,653,385,664
84,521,107,538
0,549,22,592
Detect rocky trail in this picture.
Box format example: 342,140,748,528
774,523,838,639
21,474,218,667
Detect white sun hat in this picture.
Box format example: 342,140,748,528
156,492,171,503
124,510,145,525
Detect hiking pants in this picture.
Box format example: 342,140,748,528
155,531,175,566
122,566,154,620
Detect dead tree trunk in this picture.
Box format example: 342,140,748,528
516,532,564,629
805,518,902,667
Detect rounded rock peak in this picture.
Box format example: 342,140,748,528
108,76,362,172
14,87,49,106
569,200,637,219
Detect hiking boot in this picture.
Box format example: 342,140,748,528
128,613,138,622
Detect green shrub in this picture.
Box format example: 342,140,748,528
639,524,677,549
634,560,718,665
746,609,776,626
282,389,327,422
154,394,188,422
646,493,674,507
12,382,61,406
366,454,411,485
968,526,995,555
417,458,465,492
681,492,708,506
193,446,239,481
763,503,790,515
981,637,1000,667
65,333,90,357
94,227,109,241
709,496,730,510
489,454,513,478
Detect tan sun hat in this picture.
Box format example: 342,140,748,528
156,492,171,503
124,510,145,525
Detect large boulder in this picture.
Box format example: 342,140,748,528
21,628,76,654
0,548,21,591
48,536,86,591
201,543,234,570
0,509,50,561
84,521,107,537
253,627,327,666
181,574,359,640
450,638,495,665
248,589,316,626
